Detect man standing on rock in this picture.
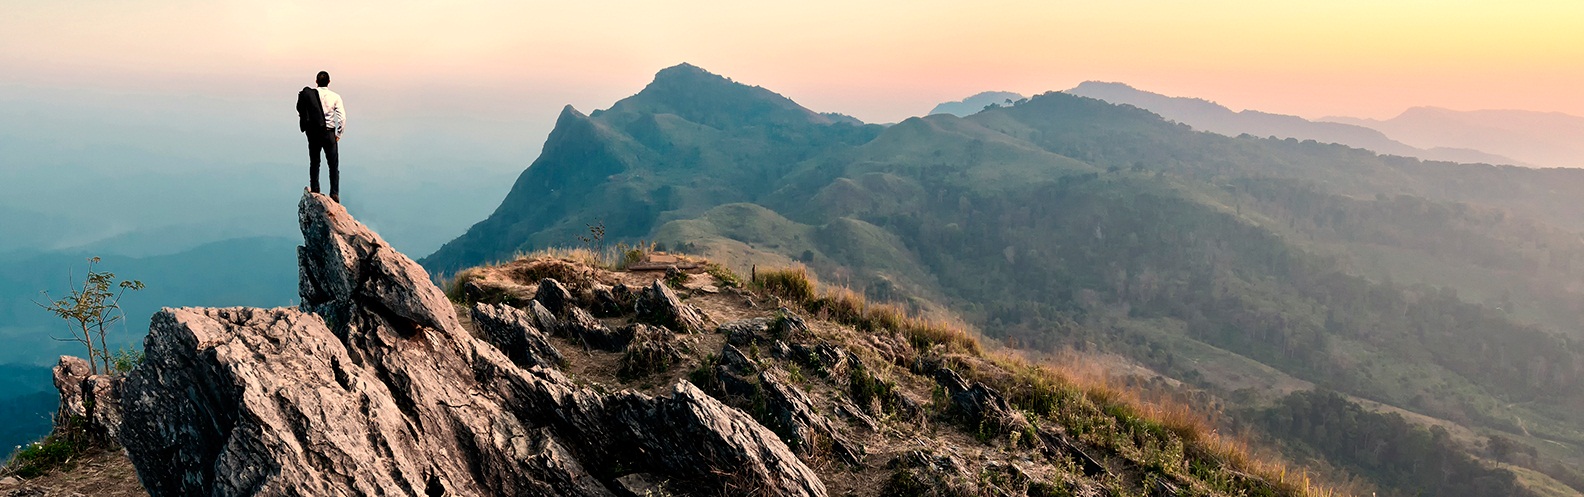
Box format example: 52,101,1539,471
298,71,346,202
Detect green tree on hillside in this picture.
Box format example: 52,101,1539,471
34,257,144,375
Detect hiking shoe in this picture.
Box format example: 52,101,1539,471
331,193,340,203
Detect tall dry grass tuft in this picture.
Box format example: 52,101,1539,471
504,241,663,271
442,267,486,303
751,266,981,355
751,265,817,303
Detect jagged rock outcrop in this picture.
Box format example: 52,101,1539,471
567,307,628,351
933,367,1031,436
617,324,687,379
534,278,575,315
772,310,810,339
720,317,771,346
792,341,852,378
471,302,565,369
634,280,708,333
700,340,864,465
589,284,625,317
51,356,123,445
884,450,980,495
117,192,825,497
758,368,865,465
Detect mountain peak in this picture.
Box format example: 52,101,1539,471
1069,81,1137,92
652,62,714,81
927,90,1026,117
608,63,833,129
1064,81,1222,111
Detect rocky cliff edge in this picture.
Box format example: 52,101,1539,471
116,193,824,496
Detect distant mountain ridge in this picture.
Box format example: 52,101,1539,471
928,91,1026,117
1325,107,1584,168
1063,81,1524,166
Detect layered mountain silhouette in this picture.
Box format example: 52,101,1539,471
1327,107,1584,168
422,63,882,272
423,63,1584,496
1063,81,1524,166
928,91,1026,117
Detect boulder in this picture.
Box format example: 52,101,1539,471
589,284,626,317
791,341,851,378
758,368,865,465
534,278,574,316
618,324,687,379
568,308,627,351
634,280,708,333
770,309,809,339
711,344,761,399
719,317,771,346
612,473,668,497
527,299,562,334
471,302,564,369
118,192,826,497
296,192,458,339
933,367,1030,437
51,355,122,445
701,343,863,466
884,450,979,496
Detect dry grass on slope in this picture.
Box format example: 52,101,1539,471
0,447,146,497
749,265,1340,497
446,249,1339,496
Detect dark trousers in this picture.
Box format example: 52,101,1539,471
307,129,339,195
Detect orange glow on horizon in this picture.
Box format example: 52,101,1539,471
2,0,1580,122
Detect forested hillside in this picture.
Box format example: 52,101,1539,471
425,64,1584,496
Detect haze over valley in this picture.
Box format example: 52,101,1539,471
4,2,1583,495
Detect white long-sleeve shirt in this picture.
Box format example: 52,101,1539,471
317,87,346,138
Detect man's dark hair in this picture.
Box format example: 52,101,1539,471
316,71,331,87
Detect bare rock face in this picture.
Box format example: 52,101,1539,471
51,356,123,444
471,302,565,369
883,450,984,495
701,343,863,465
118,192,825,497
618,324,686,379
635,281,708,333
758,368,865,465
934,367,1031,437
567,307,628,351
720,317,771,346
296,192,460,340
589,285,626,317
534,278,575,316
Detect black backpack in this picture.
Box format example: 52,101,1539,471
297,87,326,133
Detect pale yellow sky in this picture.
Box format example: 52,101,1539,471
2,0,1581,122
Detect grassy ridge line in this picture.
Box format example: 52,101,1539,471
748,265,1336,497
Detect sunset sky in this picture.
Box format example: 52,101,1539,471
3,0,1581,124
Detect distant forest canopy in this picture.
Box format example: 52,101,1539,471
1257,390,1548,497
424,64,1584,495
